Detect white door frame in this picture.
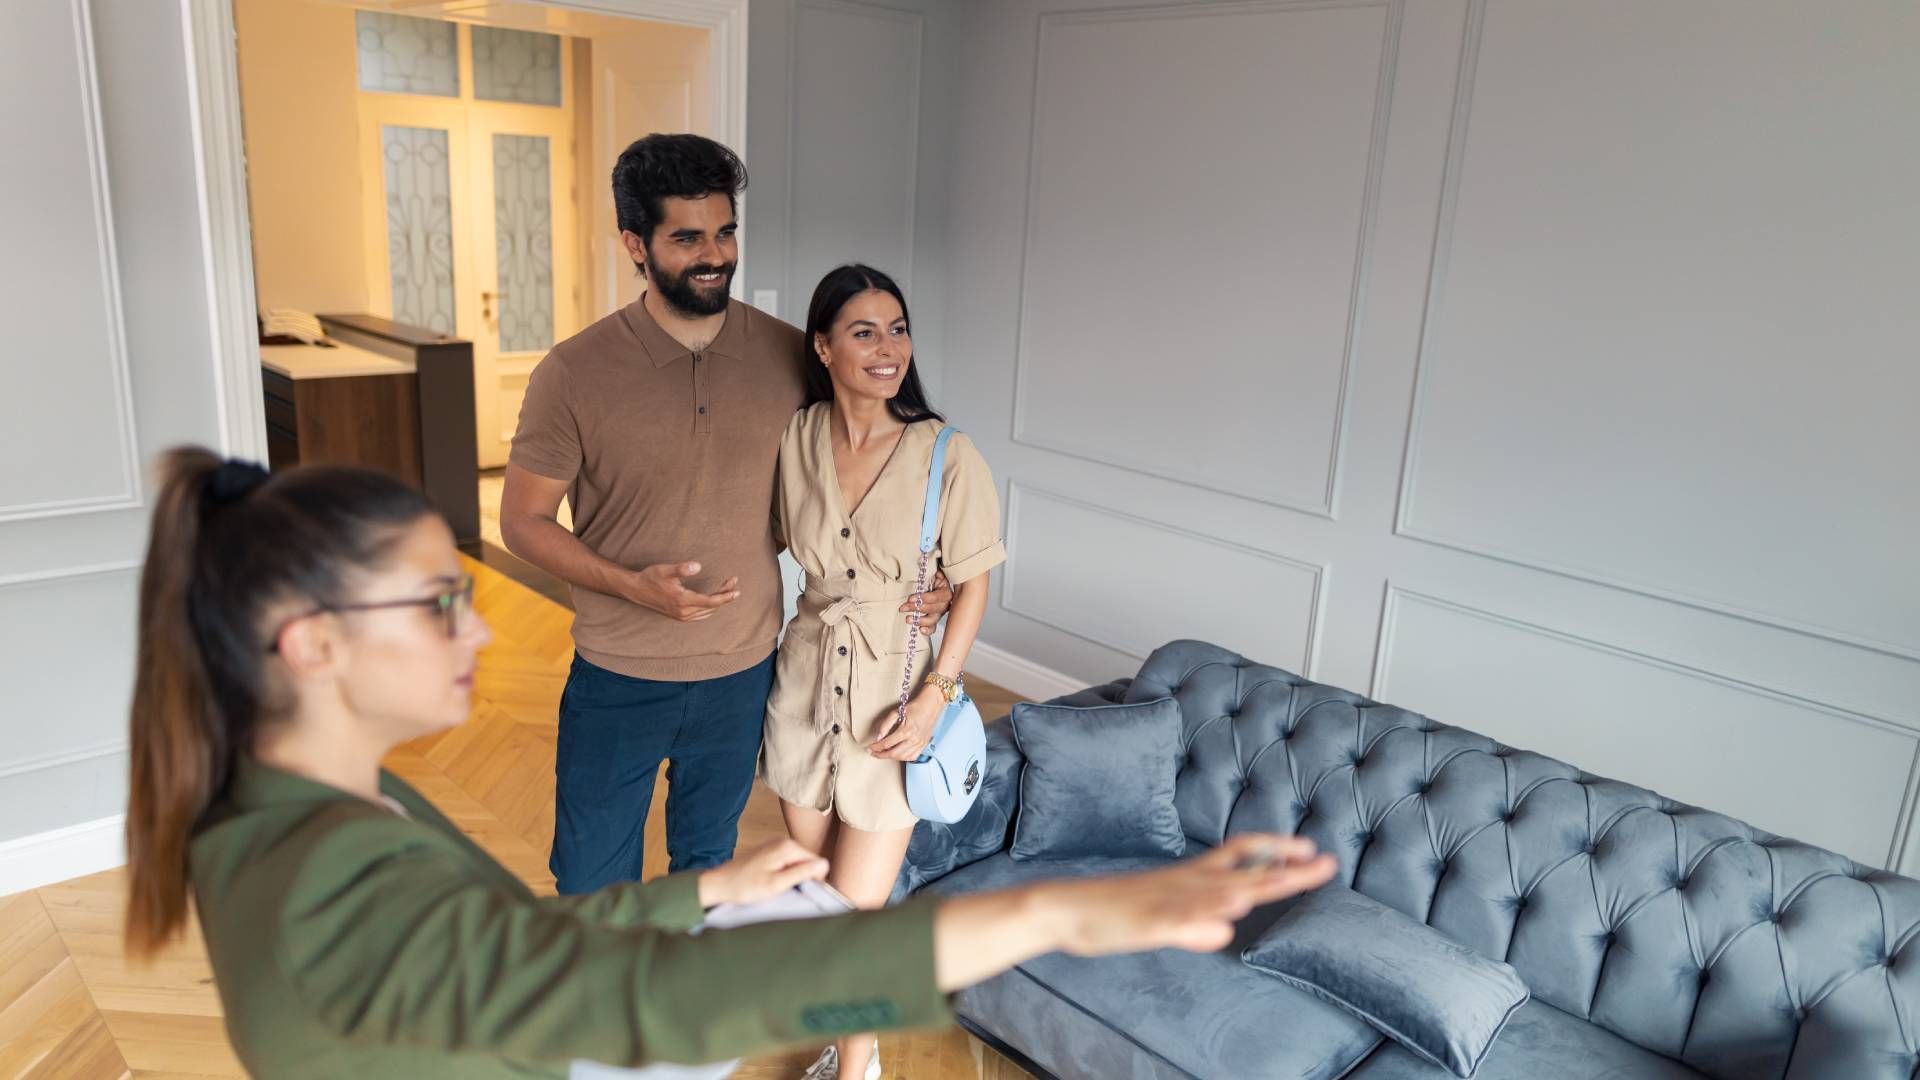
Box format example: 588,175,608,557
179,0,750,461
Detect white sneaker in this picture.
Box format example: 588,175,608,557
800,1045,838,1080
799,1040,881,1080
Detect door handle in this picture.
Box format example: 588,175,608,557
481,290,508,319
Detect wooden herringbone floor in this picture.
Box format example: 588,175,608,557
0,556,1032,1080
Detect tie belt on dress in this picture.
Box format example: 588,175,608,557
802,572,921,735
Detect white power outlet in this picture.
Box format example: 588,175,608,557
751,289,779,318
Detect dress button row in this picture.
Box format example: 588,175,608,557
841,528,851,538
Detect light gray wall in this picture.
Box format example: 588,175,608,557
937,0,1920,870
743,0,960,397
0,0,226,845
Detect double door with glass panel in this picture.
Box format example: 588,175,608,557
355,12,578,468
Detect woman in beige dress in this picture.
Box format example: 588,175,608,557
762,264,1006,1080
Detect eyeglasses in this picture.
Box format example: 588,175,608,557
268,573,475,652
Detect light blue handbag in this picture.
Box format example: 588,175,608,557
898,426,988,824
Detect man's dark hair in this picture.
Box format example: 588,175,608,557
611,134,747,271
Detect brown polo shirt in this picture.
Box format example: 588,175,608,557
509,297,805,681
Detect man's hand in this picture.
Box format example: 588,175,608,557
900,569,954,632
624,561,741,622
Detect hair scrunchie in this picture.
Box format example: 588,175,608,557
204,459,270,513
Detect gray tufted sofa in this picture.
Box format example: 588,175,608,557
893,640,1916,1079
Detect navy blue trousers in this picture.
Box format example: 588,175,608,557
549,652,774,894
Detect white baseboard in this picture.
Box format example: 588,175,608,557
967,642,1091,704
0,814,126,898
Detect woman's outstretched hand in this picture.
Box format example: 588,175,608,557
1041,834,1337,955
697,838,830,908
932,833,1337,991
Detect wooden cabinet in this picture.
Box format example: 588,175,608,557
260,361,422,485
259,316,479,541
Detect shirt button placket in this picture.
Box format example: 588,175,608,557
693,352,710,434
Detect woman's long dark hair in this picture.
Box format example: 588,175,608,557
802,263,943,424
125,448,432,958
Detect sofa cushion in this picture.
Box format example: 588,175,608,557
1343,999,1704,1080
930,852,1383,1079
1010,697,1186,861
1243,884,1528,1077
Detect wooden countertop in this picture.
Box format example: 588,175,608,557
260,342,416,380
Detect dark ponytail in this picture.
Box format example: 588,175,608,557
125,448,432,958
802,263,943,425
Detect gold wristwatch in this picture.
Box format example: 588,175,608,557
924,671,963,704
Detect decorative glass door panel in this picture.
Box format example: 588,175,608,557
359,19,576,469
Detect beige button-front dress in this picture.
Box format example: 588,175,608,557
761,403,1007,831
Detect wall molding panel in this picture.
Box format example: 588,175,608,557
1004,482,1326,675
1392,0,1920,663
1373,584,1920,870
1008,0,1402,519
0,0,144,524
783,0,924,304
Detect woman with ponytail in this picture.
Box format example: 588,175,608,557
124,447,1336,1079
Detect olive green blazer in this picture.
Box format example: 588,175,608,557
187,758,949,1078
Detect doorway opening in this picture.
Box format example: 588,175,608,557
221,0,741,581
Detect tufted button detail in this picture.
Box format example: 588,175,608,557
1503,810,1518,825
1513,895,1528,912
1494,746,1513,758
1675,876,1691,892
1794,1008,1808,1023
1771,911,1785,926
1358,831,1374,846
1698,968,1711,986
1416,782,1432,796
1584,842,1599,857
1602,931,1616,947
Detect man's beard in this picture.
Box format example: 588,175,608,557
649,258,735,317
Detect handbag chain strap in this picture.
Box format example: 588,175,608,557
898,546,932,730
